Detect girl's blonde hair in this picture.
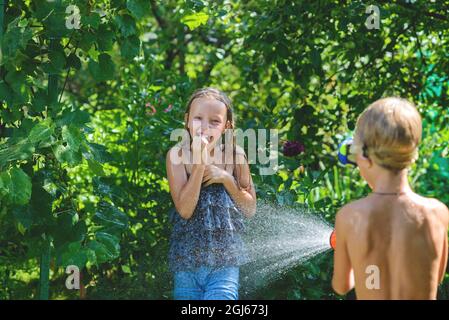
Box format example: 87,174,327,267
183,87,251,191
353,97,422,172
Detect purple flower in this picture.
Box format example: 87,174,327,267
282,140,305,157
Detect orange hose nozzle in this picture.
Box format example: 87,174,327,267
330,229,336,250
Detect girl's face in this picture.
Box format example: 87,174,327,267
185,97,229,149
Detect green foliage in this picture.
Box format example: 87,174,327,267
1,0,449,300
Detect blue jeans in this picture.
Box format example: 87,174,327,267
173,266,239,300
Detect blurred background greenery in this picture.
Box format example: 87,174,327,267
0,0,448,299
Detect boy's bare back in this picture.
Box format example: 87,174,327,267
336,193,449,299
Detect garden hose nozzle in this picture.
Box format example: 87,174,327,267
330,229,336,250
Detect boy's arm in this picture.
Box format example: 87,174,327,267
438,204,449,284
439,235,448,284
332,207,355,295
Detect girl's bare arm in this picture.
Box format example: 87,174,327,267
223,151,257,218
166,147,205,219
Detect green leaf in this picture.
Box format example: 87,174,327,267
5,70,27,93
53,212,87,248
32,89,49,112
62,125,84,151
59,241,88,268
53,143,82,165
57,109,91,127
97,25,115,52
79,31,96,52
114,14,137,37
93,201,128,235
1,17,33,61
53,124,85,164
87,232,120,264
0,167,32,205
28,119,54,145
92,177,125,203
12,205,33,230
84,143,113,163
0,81,13,106
87,159,106,176
49,51,66,71
181,11,209,30
0,140,35,167
121,265,131,274
120,35,140,60
83,12,101,29
88,53,115,82
126,0,150,19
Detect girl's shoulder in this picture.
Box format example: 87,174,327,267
167,142,191,161
166,143,193,175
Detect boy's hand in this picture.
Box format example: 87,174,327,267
202,165,231,186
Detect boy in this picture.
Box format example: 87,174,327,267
332,97,449,299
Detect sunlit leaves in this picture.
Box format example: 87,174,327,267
0,120,54,166
0,167,32,205
181,11,209,30
54,125,85,165
56,109,91,127
29,119,55,145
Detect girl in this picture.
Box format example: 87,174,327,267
166,87,256,300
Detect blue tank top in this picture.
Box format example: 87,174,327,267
168,183,249,272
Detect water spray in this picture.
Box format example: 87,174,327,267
239,137,354,295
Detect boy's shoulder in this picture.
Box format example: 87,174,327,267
335,197,371,230
337,197,371,218
404,192,449,226
419,195,449,226
337,193,449,227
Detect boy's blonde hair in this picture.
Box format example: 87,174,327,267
353,97,422,172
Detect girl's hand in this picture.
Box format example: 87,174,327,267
191,134,209,165
202,165,231,187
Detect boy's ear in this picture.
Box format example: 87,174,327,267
359,153,373,169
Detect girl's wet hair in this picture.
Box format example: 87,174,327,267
184,87,252,192
184,87,234,131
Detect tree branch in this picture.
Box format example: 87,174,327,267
149,0,167,29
